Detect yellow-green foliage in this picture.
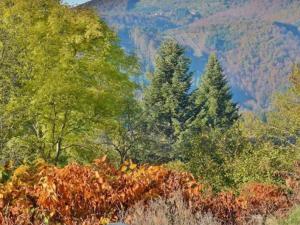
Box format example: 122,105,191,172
0,0,138,165
267,65,300,150
229,143,294,185
163,160,189,173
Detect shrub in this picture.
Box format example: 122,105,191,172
0,157,292,225
0,157,201,225
163,160,189,173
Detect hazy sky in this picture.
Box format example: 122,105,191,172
64,0,89,5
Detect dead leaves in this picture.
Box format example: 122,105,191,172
0,158,292,225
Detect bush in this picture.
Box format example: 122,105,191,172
163,160,189,173
184,123,295,191
185,126,247,191
0,157,292,225
0,157,202,225
229,144,294,186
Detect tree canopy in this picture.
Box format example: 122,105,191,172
0,0,138,165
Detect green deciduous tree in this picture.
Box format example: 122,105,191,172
0,0,137,165
98,97,144,165
267,64,300,149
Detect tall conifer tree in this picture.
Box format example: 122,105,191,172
143,39,192,161
190,53,239,130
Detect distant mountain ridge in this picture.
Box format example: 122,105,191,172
81,0,300,112
83,0,138,12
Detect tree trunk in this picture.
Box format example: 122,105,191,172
54,139,62,165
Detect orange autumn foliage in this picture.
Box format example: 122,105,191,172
0,157,292,225
195,183,291,224
0,158,201,225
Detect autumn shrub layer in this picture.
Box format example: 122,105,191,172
0,158,292,225
126,192,221,225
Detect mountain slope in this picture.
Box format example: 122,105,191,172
81,0,300,111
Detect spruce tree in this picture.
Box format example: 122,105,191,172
143,39,193,162
190,53,239,130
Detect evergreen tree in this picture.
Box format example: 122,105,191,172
190,53,239,130
178,54,240,186
143,39,193,162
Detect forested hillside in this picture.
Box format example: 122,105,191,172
0,0,299,224
82,0,300,111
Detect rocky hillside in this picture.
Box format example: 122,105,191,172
81,0,300,111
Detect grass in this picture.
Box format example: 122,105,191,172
124,192,220,225
265,206,300,225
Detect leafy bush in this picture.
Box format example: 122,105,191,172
229,144,294,186
185,126,248,191
163,160,189,173
0,157,292,225
184,122,296,191
0,157,202,225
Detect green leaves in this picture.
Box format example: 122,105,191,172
0,0,137,165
